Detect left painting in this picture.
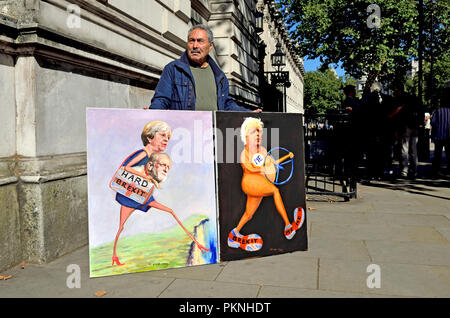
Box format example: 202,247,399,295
86,108,218,278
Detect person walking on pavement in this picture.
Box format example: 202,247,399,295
388,82,421,179
431,81,450,177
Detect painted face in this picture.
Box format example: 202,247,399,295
187,28,213,67
147,130,170,153
246,125,263,147
150,156,171,183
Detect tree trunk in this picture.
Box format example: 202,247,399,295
363,70,379,96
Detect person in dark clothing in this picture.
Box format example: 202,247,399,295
342,85,360,112
149,24,260,112
380,93,396,178
340,85,362,178
431,82,450,177
359,82,386,180
388,83,421,178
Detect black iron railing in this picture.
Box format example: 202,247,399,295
304,112,357,201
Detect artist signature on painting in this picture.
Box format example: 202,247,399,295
269,248,285,253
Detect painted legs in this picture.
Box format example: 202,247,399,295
229,186,300,251
112,205,135,266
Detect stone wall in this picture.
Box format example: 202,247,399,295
209,0,261,108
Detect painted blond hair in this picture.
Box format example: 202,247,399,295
240,117,263,145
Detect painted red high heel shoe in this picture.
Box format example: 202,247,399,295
112,256,125,266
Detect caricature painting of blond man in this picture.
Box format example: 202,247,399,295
215,112,307,262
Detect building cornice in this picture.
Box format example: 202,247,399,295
191,0,211,20
263,0,305,77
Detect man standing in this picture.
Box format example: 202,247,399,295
342,85,360,112
340,85,362,178
389,83,420,179
431,81,450,177
149,24,259,112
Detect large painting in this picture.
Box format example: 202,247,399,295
215,112,307,262
86,109,218,277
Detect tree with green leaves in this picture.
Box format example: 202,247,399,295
303,69,353,115
406,51,450,109
279,0,449,95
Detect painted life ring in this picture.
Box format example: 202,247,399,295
263,147,294,185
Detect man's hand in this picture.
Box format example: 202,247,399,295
253,108,262,113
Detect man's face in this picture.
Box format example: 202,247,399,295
149,156,171,183
245,125,263,147
187,28,213,67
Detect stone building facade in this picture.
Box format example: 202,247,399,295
258,0,305,113
0,0,304,271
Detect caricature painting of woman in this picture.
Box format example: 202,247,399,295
111,121,208,266
216,112,308,262
86,109,218,277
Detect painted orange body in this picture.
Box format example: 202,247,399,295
235,146,290,233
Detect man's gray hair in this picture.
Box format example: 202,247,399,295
187,24,214,43
148,152,171,166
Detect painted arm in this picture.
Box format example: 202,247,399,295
275,152,294,164
123,151,152,181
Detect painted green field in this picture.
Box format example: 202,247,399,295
89,214,209,277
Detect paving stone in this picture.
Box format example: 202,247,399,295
304,238,371,261
143,262,227,281
365,240,450,266
366,213,450,228
258,286,400,298
311,222,448,244
319,258,450,297
318,259,370,295
307,210,369,225
0,263,175,298
159,279,260,298
216,252,318,290
374,262,450,298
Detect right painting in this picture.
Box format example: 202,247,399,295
215,112,307,262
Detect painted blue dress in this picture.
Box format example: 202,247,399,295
115,149,155,212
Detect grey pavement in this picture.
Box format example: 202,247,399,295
1,177,449,298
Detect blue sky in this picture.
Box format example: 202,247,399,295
303,57,346,78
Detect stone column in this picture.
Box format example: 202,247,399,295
0,52,21,271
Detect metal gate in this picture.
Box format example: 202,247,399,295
304,112,357,201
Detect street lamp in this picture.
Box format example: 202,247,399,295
255,11,264,33
271,42,286,71
263,42,290,112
